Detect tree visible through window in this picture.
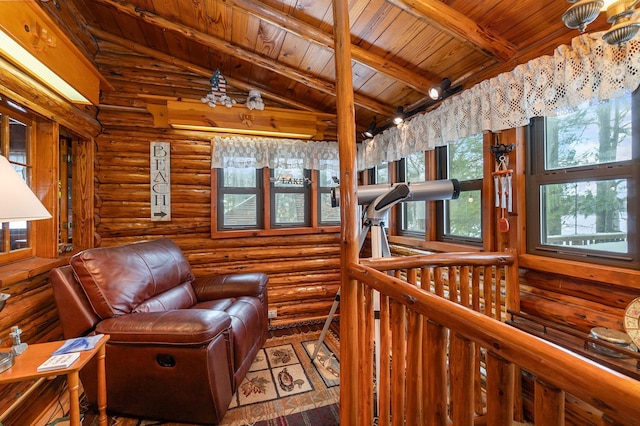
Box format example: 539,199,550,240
528,92,639,268
437,133,483,243
399,152,426,234
218,165,262,229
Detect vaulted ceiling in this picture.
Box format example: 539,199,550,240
42,0,611,140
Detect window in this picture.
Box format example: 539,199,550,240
58,134,74,254
214,161,340,234
367,162,389,185
0,101,34,258
527,92,639,269
270,166,310,227
436,133,483,244
318,163,340,225
217,166,263,230
398,151,426,235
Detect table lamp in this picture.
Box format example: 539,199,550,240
0,154,52,373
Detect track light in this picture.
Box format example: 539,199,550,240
393,106,404,125
363,119,377,138
429,78,452,100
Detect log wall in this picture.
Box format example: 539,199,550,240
520,270,640,334
93,40,341,325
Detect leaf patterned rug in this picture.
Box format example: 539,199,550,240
80,330,340,426
220,330,340,426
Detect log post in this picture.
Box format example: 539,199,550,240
405,269,423,425
535,379,565,426
359,284,374,426
486,352,514,425
449,333,475,425
332,0,359,424
424,319,448,426
391,299,406,426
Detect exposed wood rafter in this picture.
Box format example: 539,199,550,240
224,0,441,95
88,26,319,112
387,0,518,62
92,0,395,116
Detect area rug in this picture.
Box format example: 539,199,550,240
220,330,340,426
80,330,340,426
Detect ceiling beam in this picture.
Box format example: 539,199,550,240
91,0,394,117
224,0,440,95
88,26,318,112
387,0,518,62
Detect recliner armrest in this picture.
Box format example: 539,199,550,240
95,309,231,345
192,273,268,304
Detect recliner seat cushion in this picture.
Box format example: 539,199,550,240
194,295,264,384
70,239,196,318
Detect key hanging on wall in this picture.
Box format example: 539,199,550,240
490,142,514,233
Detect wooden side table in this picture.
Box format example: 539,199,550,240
0,334,109,426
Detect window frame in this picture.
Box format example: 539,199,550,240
0,101,37,263
396,152,427,237
435,139,484,246
212,166,340,238
216,167,264,231
317,168,341,226
526,92,640,269
269,167,311,228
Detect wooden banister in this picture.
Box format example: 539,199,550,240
346,254,640,425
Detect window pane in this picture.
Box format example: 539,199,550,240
438,133,483,244
545,96,633,170
541,180,627,253
376,163,389,184
223,167,256,188
319,162,339,187
9,118,29,251
274,167,306,187
223,194,257,226
449,134,483,180
320,193,340,223
445,190,482,238
406,152,425,182
275,193,305,224
404,201,425,232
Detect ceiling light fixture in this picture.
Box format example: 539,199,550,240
562,0,640,45
0,30,91,104
363,119,377,138
428,78,452,100
393,106,404,125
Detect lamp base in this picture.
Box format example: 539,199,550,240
0,351,14,373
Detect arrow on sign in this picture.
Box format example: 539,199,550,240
154,211,167,218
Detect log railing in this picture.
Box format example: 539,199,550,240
345,251,640,425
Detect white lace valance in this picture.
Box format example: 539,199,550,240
212,136,339,170
212,32,640,172
358,32,640,170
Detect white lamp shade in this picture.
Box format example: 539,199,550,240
0,155,51,223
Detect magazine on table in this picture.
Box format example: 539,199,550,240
52,334,105,355
37,352,80,372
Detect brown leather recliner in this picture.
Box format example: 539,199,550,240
50,238,268,424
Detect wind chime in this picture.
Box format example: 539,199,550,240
490,142,514,232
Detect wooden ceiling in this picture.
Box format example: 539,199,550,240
43,0,612,140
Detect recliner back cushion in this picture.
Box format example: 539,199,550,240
70,239,196,319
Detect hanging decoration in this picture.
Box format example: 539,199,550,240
490,141,514,233
246,89,265,110
201,68,235,108
201,69,266,111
